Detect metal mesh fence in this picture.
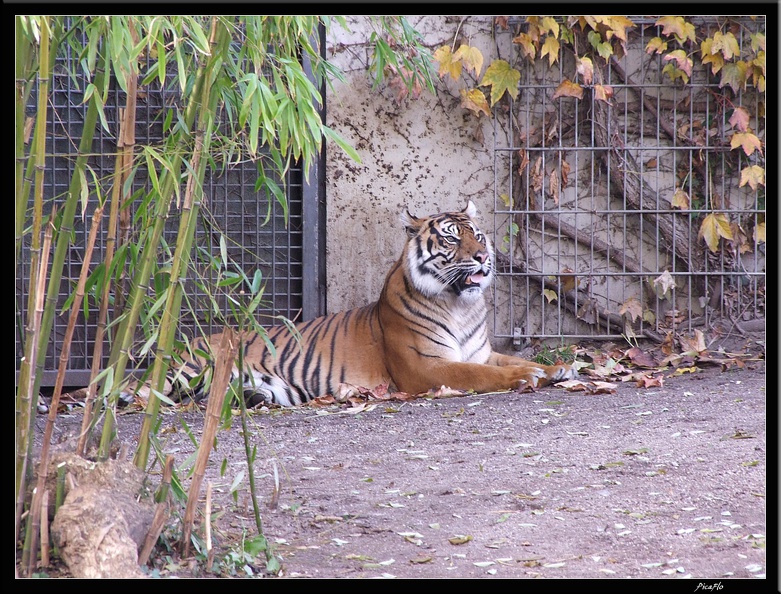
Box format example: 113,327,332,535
16,30,315,387
492,16,766,345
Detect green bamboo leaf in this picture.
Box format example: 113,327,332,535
184,17,211,55
322,126,361,164
219,234,228,268
251,269,263,295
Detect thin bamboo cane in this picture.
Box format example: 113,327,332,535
21,222,53,575
181,328,238,557
77,34,136,456
26,206,103,572
16,17,52,549
134,16,231,469
27,33,105,468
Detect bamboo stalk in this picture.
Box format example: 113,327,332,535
19,221,53,573
27,206,103,571
236,341,265,533
181,328,238,557
15,18,52,547
134,16,233,469
205,482,214,570
97,19,220,461
40,490,50,568
27,23,105,471
77,41,136,456
138,455,174,566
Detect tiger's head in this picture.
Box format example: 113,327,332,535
401,201,495,301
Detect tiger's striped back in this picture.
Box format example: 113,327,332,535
119,201,575,406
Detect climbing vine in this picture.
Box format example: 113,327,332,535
431,15,766,258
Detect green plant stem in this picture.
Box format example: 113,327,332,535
15,17,51,551
133,17,232,469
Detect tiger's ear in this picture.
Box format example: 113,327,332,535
400,209,423,238
463,200,477,218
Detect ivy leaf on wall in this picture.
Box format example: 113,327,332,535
739,165,765,191
576,56,593,85
459,88,491,117
453,44,484,77
552,79,584,100
730,132,763,156
699,213,734,253
540,35,560,66
479,59,520,106
711,31,740,60
655,16,697,45
729,106,750,131
719,61,749,93
433,46,462,81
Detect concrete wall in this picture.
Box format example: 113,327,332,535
324,16,501,315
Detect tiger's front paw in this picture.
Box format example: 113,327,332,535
516,363,577,388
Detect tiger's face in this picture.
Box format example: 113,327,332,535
401,201,495,301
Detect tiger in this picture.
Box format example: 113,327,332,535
111,201,576,407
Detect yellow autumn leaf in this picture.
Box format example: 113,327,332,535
662,62,689,84
712,31,740,60
513,32,537,60
552,79,584,100
543,289,558,303
671,188,690,209
459,88,491,118
701,38,725,75
479,59,520,106
751,32,766,52
540,35,560,66
540,16,559,38
698,212,733,253
603,16,636,42
453,44,484,78
433,45,462,81
594,84,613,103
754,222,765,244
730,132,763,157
646,37,668,55
739,165,765,190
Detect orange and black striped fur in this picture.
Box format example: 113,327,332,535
123,202,576,406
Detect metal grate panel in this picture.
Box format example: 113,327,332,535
492,16,766,344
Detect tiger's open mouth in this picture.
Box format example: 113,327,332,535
464,271,485,286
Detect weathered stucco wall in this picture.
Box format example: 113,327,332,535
324,16,505,329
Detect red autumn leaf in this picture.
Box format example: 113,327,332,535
663,50,693,77
625,346,659,369
636,374,664,388
729,106,750,132
576,56,593,85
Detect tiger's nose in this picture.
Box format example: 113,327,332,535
473,250,488,264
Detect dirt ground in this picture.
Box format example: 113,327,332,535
30,344,768,581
